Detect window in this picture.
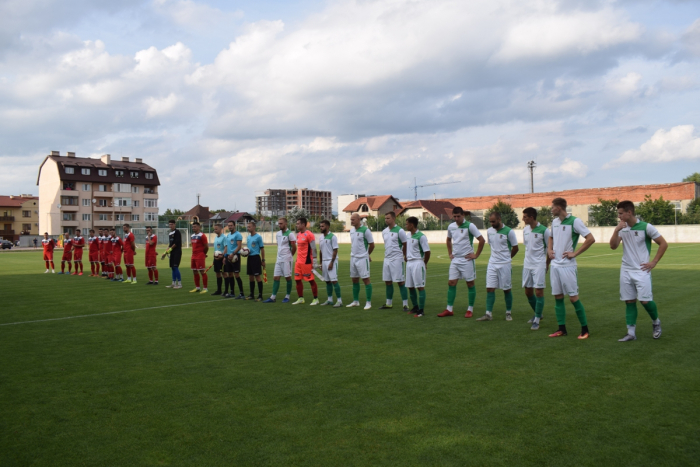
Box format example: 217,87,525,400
62,182,76,190
65,167,75,174
63,213,75,221
82,183,91,191
98,184,107,192
98,169,107,176
115,170,124,177
132,186,139,193
22,210,31,218
114,183,131,193
144,198,157,208
82,214,91,221
115,197,131,207
144,187,156,194
133,200,139,207
130,171,139,178
82,228,90,236
145,172,154,180
115,214,125,221
131,214,140,221
97,199,107,207
82,199,91,206
61,197,79,205
145,212,157,221
23,224,31,232
81,168,90,175
99,214,108,221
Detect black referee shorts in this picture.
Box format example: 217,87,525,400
213,258,224,273
246,254,262,276
169,249,182,268
224,254,241,274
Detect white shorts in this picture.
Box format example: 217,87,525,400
274,260,293,278
449,259,476,282
350,257,371,279
322,259,339,282
522,268,547,289
551,267,578,296
486,263,512,290
620,269,653,301
382,258,405,282
405,261,426,288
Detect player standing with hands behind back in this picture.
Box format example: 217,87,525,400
245,220,265,301
189,222,209,294
163,219,183,289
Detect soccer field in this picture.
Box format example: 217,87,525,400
1,243,699,466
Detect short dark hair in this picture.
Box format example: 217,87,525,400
452,206,464,215
490,211,502,219
89,229,95,233
279,217,287,222
552,197,567,209
168,219,176,224
385,211,396,218
321,220,331,227
122,223,130,228
297,217,308,225
192,221,200,226
523,207,537,219
407,216,419,227
146,226,152,229
617,200,635,214
110,228,115,231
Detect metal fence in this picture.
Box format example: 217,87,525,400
131,228,190,247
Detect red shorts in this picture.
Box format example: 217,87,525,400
146,256,157,268
73,250,83,261
89,252,98,262
124,252,134,266
295,263,314,282
112,253,122,266
61,252,72,262
43,252,54,261
191,257,206,270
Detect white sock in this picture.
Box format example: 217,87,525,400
506,310,512,314
446,305,453,312
627,325,636,336
403,299,408,306
270,294,276,300
653,319,660,325
285,294,290,299
468,306,474,311
386,299,392,305
534,317,540,324
486,310,492,316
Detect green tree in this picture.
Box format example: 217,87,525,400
162,208,185,217
636,195,675,225
588,198,620,226
329,219,346,232
682,172,700,183
679,198,700,224
286,207,311,226
486,200,519,228
536,206,553,227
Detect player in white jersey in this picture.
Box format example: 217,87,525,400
476,212,519,321
438,207,485,318
547,197,596,339
521,207,551,330
264,217,297,303
380,211,409,310
609,201,667,341
318,220,343,307
346,213,375,310
404,216,431,317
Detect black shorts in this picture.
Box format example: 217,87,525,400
247,255,262,276
224,254,241,274
213,258,224,273
169,249,182,268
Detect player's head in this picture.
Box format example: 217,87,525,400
296,217,308,232
146,226,152,234
551,197,567,216
192,221,201,233
384,211,396,227
350,213,361,228
522,207,537,225
214,223,222,234
227,220,235,232
405,216,419,232
320,219,330,234
489,211,502,228
65,231,71,238
44,232,49,239
278,217,288,231
617,200,636,223
122,223,130,233
168,219,176,230
452,206,465,224
247,220,256,233
89,229,95,235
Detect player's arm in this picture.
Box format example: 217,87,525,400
259,238,265,264
609,221,625,250
569,233,595,258
422,237,431,267
366,230,375,258
446,236,453,259
468,235,485,260
545,232,552,272
642,234,668,271
329,237,338,270
290,241,297,256
509,231,519,258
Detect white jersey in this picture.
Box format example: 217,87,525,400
551,215,591,268
406,231,430,261
382,226,407,261
618,221,661,271
523,223,551,270
320,233,339,261
275,229,296,262
487,225,518,265
350,226,374,259
447,221,482,262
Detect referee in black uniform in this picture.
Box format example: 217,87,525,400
162,219,183,288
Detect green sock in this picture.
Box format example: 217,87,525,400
353,283,360,302
573,300,587,326
447,285,457,307
535,296,545,318
386,284,394,301
286,279,292,296
626,302,638,326
486,291,495,312
504,290,513,311
326,283,334,301
399,284,408,301
365,283,373,301
419,290,426,310
334,283,342,299
642,301,659,321
527,294,537,312
272,279,280,296
468,286,476,307
409,288,418,307
555,298,566,325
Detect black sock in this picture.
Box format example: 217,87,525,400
559,325,567,334
216,277,222,292
236,277,244,294
581,325,589,334
257,280,263,296
223,277,230,294
250,281,255,296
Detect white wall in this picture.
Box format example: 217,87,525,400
38,158,61,235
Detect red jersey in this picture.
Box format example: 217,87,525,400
88,236,99,253
111,236,123,253
145,234,157,256
295,230,315,264
191,232,208,260
63,239,73,253
104,236,114,255
73,235,85,249
42,238,56,252
123,232,135,254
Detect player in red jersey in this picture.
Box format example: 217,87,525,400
103,229,113,279
189,222,209,293
292,217,320,305
122,223,137,284
88,229,100,276
42,232,56,273
101,228,110,277
110,227,124,281
145,225,159,285
59,232,73,274
71,230,85,275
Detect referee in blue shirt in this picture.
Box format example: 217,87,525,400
211,224,227,295
246,220,266,301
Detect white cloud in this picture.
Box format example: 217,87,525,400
606,125,700,167
153,0,243,31
145,93,179,117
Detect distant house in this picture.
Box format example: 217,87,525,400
340,195,402,227
400,200,457,221
224,212,255,226
182,204,212,222
209,211,232,224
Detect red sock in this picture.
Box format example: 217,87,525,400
45,261,49,269
61,263,65,273
68,263,72,273
79,263,83,273
50,261,54,269
296,280,304,297
131,266,136,278
194,274,200,288
202,273,208,288
310,280,318,298
116,266,122,276
90,263,94,274
154,269,159,281
148,269,153,281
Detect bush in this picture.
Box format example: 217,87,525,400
536,207,553,227
486,200,519,228
588,198,620,226
636,195,675,225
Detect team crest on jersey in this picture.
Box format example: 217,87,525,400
634,232,639,236
534,234,539,238
500,235,504,239
562,226,566,231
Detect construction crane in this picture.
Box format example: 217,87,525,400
410,178,461,201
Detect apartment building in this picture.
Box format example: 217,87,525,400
0,195,39,241
256,188,332,219
37,151,161,235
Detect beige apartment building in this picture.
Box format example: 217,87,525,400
0,195,40,241
256,188,332,219
37,151,160,235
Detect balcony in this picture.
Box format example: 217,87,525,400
93,205,114,212
0,216,14,222
0,229,15,236
93,219,113,226
60,189,80,197
61,220,79,227
61,204,80,212
94,191,114,198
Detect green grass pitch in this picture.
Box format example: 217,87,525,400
1,242,699,466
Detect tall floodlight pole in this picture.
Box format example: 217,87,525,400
527,161,536,193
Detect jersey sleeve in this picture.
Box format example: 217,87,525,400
289,232,296,242
202,233,208,244
508,230,518,246
447,225,453,239
257,235,264,248
331,235,339,250
469,223,482,238
646,223,661,240
398,229,408,243
544,228,552,246
573,218,591,237
365,229,374,244
420,235,430,252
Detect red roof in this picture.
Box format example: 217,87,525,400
0,195,38,207
342,195,402,212
182,204,212,221
400,200,456,219
225,212,255,223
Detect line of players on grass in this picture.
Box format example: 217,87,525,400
41,196,667,341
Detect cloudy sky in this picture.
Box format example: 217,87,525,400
2,0,699,212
